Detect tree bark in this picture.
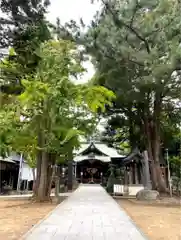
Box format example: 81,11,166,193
33,99,55,201
36,151,50,202
128,109,137,150
33,128,43,196
47,163,53,198
55,166,61,203
152,94,167,192
32,168,36,192
142,151,152,190
129,119,135,150
33,150,42,196
67,160,73,191
48,153,57,195
144,117,157,189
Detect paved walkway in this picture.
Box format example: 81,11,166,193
23,185,147,240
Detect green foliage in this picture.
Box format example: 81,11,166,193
0,0,50,48
75,0,181,154
169,156,181,193
0,39,115,169
0,1,51,95
56,0,181,191
81,85,116,113
26,153,37,169
0,107,17,157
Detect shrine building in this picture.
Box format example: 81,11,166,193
73,142,125,184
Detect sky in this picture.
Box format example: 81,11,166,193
47,0,100,26
46,0,101,84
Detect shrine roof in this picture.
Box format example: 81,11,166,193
74,155,111,163
74,142,125,158
0,156,15,163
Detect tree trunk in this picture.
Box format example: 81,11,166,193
142,150,152,189
47,164,53,198
32,168,36,192
35,151,51,202
33,150,42,196
67,160,73,191
128,109,137,150
67,149,73,191
47,154,56,197
152,131,167,192
129,119,135,150
55,166,61,203
144,117,157,189
152,94,167,192
32,100,54,201
33,129,43,196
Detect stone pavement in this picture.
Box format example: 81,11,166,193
23,185,147,240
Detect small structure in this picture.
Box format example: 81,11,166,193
122,149,144,186
73,142,125,184
0,153,35,192
11,153,35,191
120,149,149,196
0,156,17,192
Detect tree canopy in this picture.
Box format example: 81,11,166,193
1,0,181,196
59,0,181,191
0,38,115,201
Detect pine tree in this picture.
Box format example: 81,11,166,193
0,0,51,94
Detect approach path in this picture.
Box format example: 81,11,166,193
23,185,147,240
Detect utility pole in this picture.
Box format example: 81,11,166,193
166,148,172,198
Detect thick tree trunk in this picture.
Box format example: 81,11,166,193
67,160,73,191
144,117,157,189
33,128,43,196
55,166,61,203
47,164,53,198
33,151,52,202
129,120,135,150
142,150,152,189
128,110,137,150
33,150,42,196
32,168,36,192
67,149,73,191
152,130,167,192
152,94,167,192
47,154,56,197
33,100,54,202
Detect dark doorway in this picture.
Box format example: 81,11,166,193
77,159,108,184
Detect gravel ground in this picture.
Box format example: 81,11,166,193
117,199,181,240
0,199,61,240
